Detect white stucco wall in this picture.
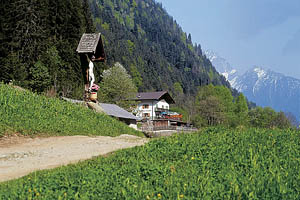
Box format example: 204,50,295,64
155,99,169,110
136,99,170,119
136,100,154,118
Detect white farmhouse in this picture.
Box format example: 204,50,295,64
134,91,175,120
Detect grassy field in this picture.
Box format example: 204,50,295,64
0,83,142,137
1,128,299,199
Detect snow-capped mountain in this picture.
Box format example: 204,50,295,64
233,67,300,116
205,50,238,86
205,50,300,120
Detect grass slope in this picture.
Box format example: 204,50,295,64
0,83,142,137
1,128,300,199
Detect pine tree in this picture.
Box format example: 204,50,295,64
130,64,143,88
29,61,51,92
82,0,96,33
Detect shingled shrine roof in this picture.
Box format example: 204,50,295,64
76,33,100,53
76,33,106,62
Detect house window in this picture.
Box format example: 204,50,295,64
142,104,149,109
143,113,150,118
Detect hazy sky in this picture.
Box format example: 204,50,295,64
155,0,300,78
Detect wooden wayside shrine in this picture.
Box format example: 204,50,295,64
76,33,106,101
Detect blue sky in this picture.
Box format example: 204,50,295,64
155,0,300,78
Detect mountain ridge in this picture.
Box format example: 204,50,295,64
205,50,300,121
204,50,238,86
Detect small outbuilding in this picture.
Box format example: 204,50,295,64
61,97,139,130
99,103,140,130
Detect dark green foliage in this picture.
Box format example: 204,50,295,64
1,128,300,199
130,64,143,88
98,62,138,111
172,82,185,105
0,0,95,97
0,0,230,99
2,0,285,129
91,0,230,95
39,46,66,91
28,61,51,92
194,85,234,126
249,107,292,129
0,83,141,137
193,85,292,129
275,112,292,129
233,93,249,126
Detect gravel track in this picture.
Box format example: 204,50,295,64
0,134,149,182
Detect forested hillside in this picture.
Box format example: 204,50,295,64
90,0,230,95
0,0,95,96
0,0,229,98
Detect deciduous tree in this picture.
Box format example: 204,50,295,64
99,62,137,111
234,93,249,126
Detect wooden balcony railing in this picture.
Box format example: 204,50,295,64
155,107,169,112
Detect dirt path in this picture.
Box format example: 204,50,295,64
0,134,149,183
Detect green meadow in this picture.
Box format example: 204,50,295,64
0,83,142,137
1,128,299,199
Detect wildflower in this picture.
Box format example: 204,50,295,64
184,183,187,191
191,157,195,160
64,192,67,197
36,192,40,196
28,189,32,193
157,193,161,198
180,194,184,198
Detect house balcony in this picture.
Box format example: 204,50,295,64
140,115,182,122
155,107,169,112
155,115,183,121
